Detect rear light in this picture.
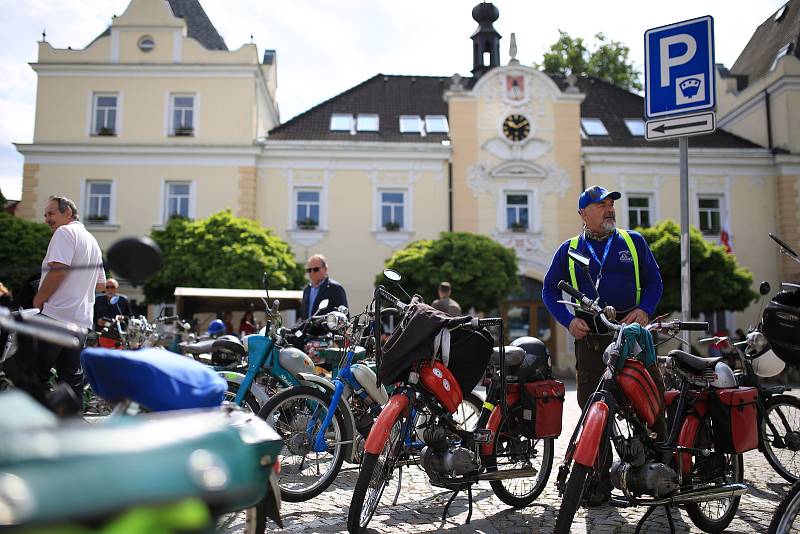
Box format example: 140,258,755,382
273,458,281,475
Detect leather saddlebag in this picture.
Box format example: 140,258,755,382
521,379,565,438
710,387,759,454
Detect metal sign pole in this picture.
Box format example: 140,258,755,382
679,136,691,345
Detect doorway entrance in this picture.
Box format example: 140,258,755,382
502,277,556,361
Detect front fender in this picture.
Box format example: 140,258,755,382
219,371,269,407
573,401,609,467
364,394,410,455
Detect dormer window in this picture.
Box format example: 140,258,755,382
774,3,788,22
581,118,609,137
399,115,423,134
330,113,353,132
425,115,449,133
624,119,645,137
771,43,793,71
356,114,379,132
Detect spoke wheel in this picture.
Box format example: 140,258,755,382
769,480,800,534
554,463,590,534
258,385,346,502
486,408,554,507
347,413,405,533
454,392,482,431
762,395,800,483
225,381,261,413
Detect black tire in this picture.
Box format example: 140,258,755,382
768,480,800,534
684,423,744,534
258,385,346,503
554,463,591,534
487,408,554,507
762,394,800,483
347,412,405,534
225,381,261,413
214,503,266,534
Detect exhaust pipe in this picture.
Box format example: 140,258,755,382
476,467,539,482
650,483,748,506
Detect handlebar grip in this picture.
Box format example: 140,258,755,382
474,317,502,328
679,321,709,332
445,315,473,327
558,280,585,301
378,288,406,310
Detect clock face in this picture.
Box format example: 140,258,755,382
502,114,530,142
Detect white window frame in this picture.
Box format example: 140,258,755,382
697,194,724,236
293,188,322,229
169,93,196,136
581,118,609,136
379,190,407,231
399,115,423,134
91,93,119,136
425,115,449,134
81,179,116,226
624,118,645,137
771,43,793,71
504,192,531,231
330,113,354,132
161,180,196,223
356,114,379,132
626,194,653,229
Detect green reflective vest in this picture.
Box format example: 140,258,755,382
567,229,640,306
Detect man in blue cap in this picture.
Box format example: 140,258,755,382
542,185,665,506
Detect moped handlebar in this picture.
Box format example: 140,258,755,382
377,287,406,311
0,308,83,349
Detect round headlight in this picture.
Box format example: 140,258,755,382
746,330,768,352
326,312,340,331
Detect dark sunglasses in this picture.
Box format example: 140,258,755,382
305,266,322,273
105,285,116,289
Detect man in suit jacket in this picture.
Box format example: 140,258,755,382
93,278,132,330
300,254,348,320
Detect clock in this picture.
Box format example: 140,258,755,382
502,114,530,142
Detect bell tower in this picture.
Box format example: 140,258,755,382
470,2,501,80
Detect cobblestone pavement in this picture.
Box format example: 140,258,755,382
225,380,797,533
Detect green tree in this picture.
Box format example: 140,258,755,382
638,220,757,316
143,210,305,303
536,30,643,92
0,211,51,295
376,232,520,313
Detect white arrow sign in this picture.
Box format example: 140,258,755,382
645,111,716,140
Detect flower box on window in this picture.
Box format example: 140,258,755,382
86,215,110,224
96,127,116,136
174,127,194,137
509,221,528,233
383,221,402,232
297,218,319,230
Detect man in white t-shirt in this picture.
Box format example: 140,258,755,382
8,196,105,410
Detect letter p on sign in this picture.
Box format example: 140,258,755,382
659,34,697,88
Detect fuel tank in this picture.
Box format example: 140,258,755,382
419,361,463,414
350,363,389,404
278,346,316,376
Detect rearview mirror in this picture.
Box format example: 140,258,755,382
760,281,771,296
567,248,591,269
316,299,330,314
110,295,119,305
106,237,162,282
383,269,401,282
262,272,269,291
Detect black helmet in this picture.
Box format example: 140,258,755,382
510,336,551,381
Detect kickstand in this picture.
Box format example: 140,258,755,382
441,484,473,524
392,466,403,506
634,504,675,534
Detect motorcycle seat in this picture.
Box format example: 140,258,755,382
181,339,216,355
668,349,722,372
490,346,526,367
212,335,246,357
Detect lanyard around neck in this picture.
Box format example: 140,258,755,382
583,230,616,269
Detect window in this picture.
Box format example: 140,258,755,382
624,119,645,137
581,118,608,136
425,115,449,133
165,182,191,219
771,43,793,71
295,190,320,229
399,115,423,134
698,197,722,235
170,95,195,136
628,196,651,228
330,113,353,131
137,35,155,52
380,191,405,230
506,193,529,231
356,114,379,132
85,181,112,222
92,94,117,135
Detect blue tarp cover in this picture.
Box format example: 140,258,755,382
81,348,226,411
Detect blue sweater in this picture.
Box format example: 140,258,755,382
542,229,663,329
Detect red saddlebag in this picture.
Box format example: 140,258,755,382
710,387,759,453
521,379,565,438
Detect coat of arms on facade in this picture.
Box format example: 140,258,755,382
505,74,525,102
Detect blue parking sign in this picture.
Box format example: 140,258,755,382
645,16,715,118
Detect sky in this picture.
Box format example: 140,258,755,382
0,0,788,200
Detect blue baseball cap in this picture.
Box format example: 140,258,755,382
578,185,621,210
